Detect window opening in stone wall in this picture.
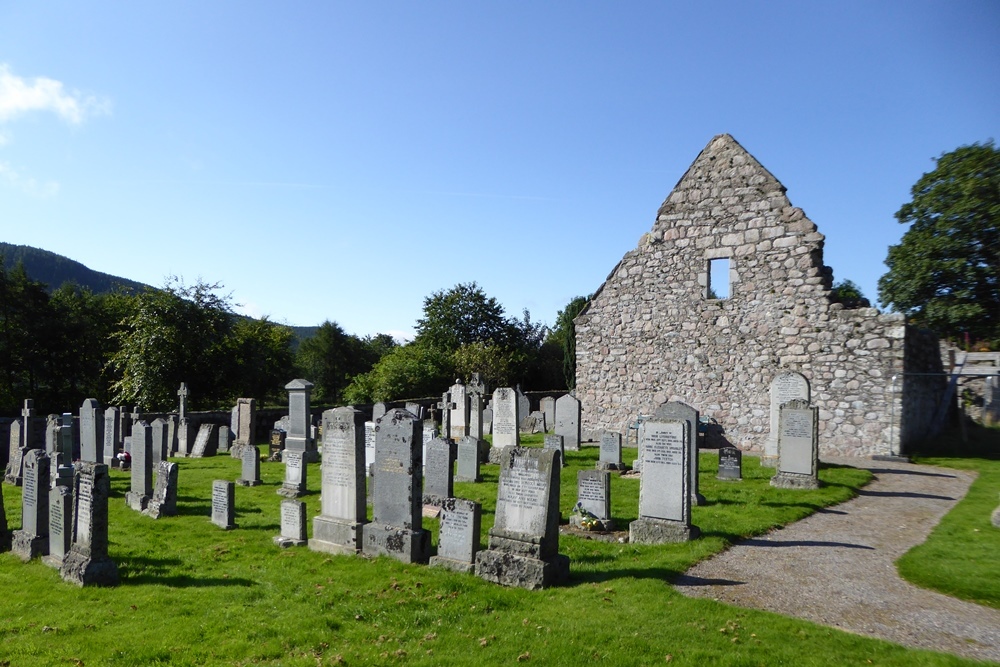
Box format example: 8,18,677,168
708,258,730,299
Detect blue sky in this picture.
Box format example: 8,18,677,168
1,2,997,340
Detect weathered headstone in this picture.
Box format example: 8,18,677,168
555,394,582,451
237,445,261,487
12,449,51,560
178,382,189,419
771,399,820,489
764,372,811,467
165,414,178,457
364,420,376,475
491,387,520,449
4,418,23,485
125,421,153,512
540,396,556,434
440,391,452,440
43,464,75,568
217,425,232,454
456,436,482,483
543,434,566,467
429,498,482,573
372,402,387,423
654,401,705,506
516,388,530,429
60,462,119,586
362,408,430,563
717,446,742,481
309,407,367,555
482,407,493,435
597,431,626,471
285,379,317,462
144,461,179,518
449,381,468,439
233,398,256,447
79,399,104,464
571,469,613,530
189,423,218,458
274,499,308,547
176,418,193,457
475,447,569,589
103,406,121,468
405,401,425,420
629,419,698,543
519,414,540,434
422,437,454,506
57,413,74,467
277,449,307,498
211,480,236,529
150,418,169,466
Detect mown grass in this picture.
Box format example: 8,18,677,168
898,424,1000,608
0,436,985,666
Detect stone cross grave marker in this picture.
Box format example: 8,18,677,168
555,394,581,451
177,382,189,420
211,480,236,529
309,407,367,555
275,499,308,547
717,446,742,481
475,446,569,590
362,408,430,563
60,462,119,587
12,449,50,560
429,498,482,573
765,372,810,467
237,445,261,487
125,421,153,512
654,401,705,506
771,399,820,489
491,387,519,449
144,461,179,518
629,419,698,543
79,398,104,464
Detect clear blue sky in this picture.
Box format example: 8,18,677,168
1,2,997,340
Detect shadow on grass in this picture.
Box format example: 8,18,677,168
571,566,681,585
118,555,255,587
175,495,210,516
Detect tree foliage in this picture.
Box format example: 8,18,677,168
878,141,1000,343
547,295,589,389
829,280,870,309
343,342,453,404
295,322,395,404
414,282,514,350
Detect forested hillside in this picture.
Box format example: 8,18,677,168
0,242,151,294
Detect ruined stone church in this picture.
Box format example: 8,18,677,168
574,134,943,458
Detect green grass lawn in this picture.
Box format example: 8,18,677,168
897,424,1000,609
0,436,985,666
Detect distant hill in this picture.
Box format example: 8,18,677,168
0,242,152,294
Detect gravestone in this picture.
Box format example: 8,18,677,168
654,401,705,506
519,414,540,434
717,446,742,481
150,418,169,466
362,408,430,563
309,407,367,555
571,469,613,530
79,398,104,464
233,397,256,447
125,421,153,512
475,447,569,589
211,480,236,529
540,396,556,434
103,406,121,468
237,445,261,486
60,462,119,586
285,379,317,462
217,425,232,454
422,420,437,452
450,381,468,439
269,429,286,458
273,416,290,433
440,391,453,440
771,399,820,489
429,498,482,573
189,423,218,458
491,388,520,449
44,464,75,568
765,372,811,467
12,449,51,560
165,414,178,457
275,499,308,547
516,388,530,429
144,461,179,518
277,449,307,498
176,418,193,457
372,402,387,423
555,394,581,451
422,437,454,506
177,382,189,419
456,436,482,482
597,431,626,471
57,414,74,468
543,434,566,467
4,418,23,485
405,401,424,420
482,407,493,435
364,420,376,477
629,419,699,543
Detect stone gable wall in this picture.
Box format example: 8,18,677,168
574,134,942,457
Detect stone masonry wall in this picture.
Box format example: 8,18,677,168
574,134,942,457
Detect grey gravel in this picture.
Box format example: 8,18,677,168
674,457,1000,663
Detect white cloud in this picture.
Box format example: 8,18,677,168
0,63,111,125
0,161,59,197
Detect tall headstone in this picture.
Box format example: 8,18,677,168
364,421,376,477
771,399,820,489
654,401,705,506
211,480,236,529
597,431,626,471
439,391,452,440
234,398,256,447
12,449,51,560
475,447,569,589
539,396,556,434
58,414,74,467
150,418,169,466
285,379,317,462
44,464,75,567
79,399,104,464
125,421,153,511
456,436,482,483
189,423,218,458
177,418,193,457
629,419,699,543
429,498,482,573
516,387,530,429
449,381,468,439
555,394,582,451
60,462,119,586
177,383,189,419
764,372,811,467
103,406,121,468
491,387,520,449
144,461,179,518
22,399,36,451
275,499,308,547
572,470,613,530
422,437,454,506
4,418,23,485
362,408,430,563
237,445,261,487
717,446,742,481
309,407,367,555
217,425,232,454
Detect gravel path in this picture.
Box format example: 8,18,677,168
674,457,1000,664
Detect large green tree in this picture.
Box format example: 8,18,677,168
878,141,1000,343
295,321,394,404
546,295,589,389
